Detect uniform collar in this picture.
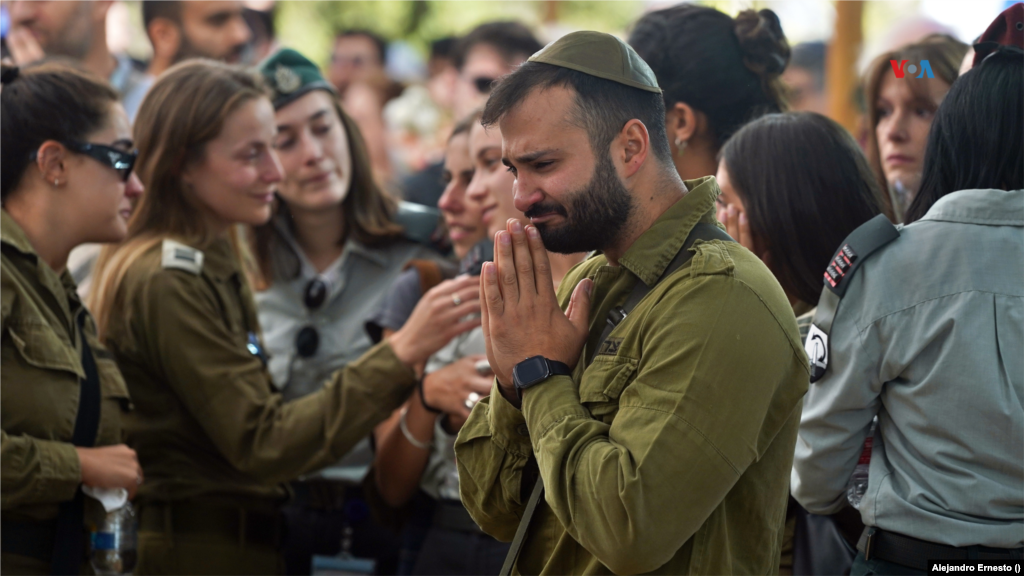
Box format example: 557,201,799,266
919,189,1024,227
2,209,82,314
201,236,242,281
1,209,39,260
617,175,722,287
272,214,390,274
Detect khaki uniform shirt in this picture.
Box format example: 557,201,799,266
792,189,1024,548
455,177,809,575
106,236,417,506
1,211,131,522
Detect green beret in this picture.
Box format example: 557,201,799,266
528,31,661,94
258,48,337,110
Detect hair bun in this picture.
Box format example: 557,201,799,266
734,9,790,77
1,64,20,85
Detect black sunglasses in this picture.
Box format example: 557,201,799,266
473,76,496,94
295,279,329,358
31,141,137,182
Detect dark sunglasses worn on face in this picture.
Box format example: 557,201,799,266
473,76,496,94
31,141,137,182
295,278,329,358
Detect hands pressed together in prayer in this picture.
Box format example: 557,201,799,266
479,219,593,405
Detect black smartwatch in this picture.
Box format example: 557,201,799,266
512,356,572,401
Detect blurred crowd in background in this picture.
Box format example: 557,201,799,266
0,0,1013,213
1,1,1020,575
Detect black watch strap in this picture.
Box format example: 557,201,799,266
513,356,572,400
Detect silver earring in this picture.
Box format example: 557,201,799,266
53,178,60,186
674,138,687,157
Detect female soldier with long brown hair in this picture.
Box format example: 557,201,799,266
251,48,442,575
89,59,479,575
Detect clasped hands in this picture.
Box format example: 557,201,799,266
480,219,593,406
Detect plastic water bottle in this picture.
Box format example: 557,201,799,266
847,419,877,509
90,501,137,575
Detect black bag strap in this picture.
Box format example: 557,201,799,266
500,223,734,575
49,311,102,575
588,222,733,364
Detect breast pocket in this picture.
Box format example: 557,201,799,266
6,319,82,378
578,355,638,424
3,320,82,439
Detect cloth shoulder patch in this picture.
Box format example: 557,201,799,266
805,324,829,382
161,239,204,275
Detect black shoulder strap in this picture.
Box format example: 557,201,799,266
49,311,102,575
821,214,900,298
807,214,900,383
498,471,545,576
587,222,733,364
500,223,734,576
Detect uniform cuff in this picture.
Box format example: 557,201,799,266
353,340,419,402
487,379,533,458
522,375,590,438
36,439,82,503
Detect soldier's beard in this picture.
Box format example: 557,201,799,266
526,153,635,255
173,34,248,65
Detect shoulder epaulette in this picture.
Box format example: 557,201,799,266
807,214,900,382
822,214,900,298
161,239,204,275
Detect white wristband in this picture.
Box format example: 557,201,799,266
399,407,432,450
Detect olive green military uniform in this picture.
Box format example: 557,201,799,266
455,177,809,574
1,210,132,574
104,237,417,574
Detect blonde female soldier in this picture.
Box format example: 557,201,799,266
89,60,480,575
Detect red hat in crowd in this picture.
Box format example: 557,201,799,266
973,2,1024,66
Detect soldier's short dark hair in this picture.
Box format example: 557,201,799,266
453,21,542,72
481,61,672,165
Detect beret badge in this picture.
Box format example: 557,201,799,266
274,65,302,94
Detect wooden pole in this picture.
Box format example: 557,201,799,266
543,0,559,24
825,1,864,134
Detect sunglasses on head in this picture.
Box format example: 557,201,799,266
295,278,329,359
473,76,496,94
32,141,137,182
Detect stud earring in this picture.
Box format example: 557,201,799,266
53,178,60,186
674,138,688,157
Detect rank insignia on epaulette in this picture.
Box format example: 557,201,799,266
824,243,858,288
161,239,204,275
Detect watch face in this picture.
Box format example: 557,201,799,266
514,356,550,388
